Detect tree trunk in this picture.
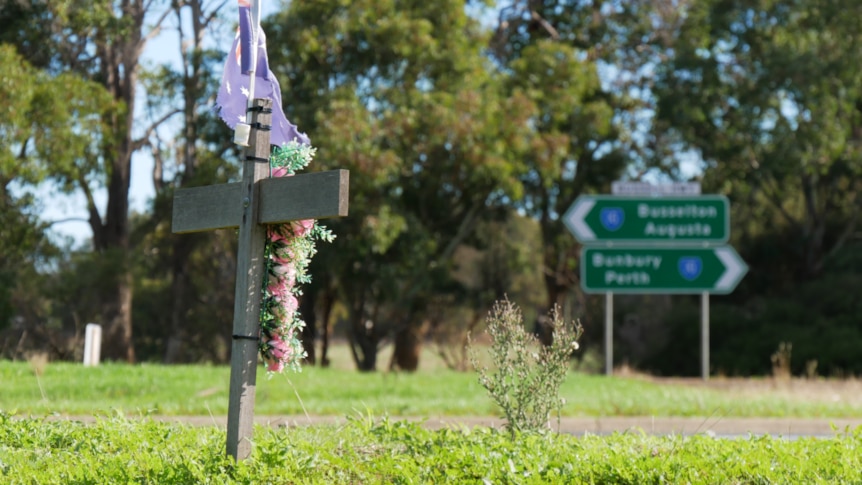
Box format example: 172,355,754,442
299,288,316,365
319,285,336,367
163,0,218,363
93,126,134,362
349,319,379,372
164,235,193,363
348,307,382,372
536,242,573,346
84,0,164,363
390,316,428,372
101,266,135,362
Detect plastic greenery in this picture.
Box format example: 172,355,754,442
259,141,335,373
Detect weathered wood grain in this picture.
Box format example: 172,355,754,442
225,99,272,462
258,169,349,224
171,183,241,234
171,170,349,234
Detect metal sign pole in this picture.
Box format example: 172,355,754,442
701,291,710,381
605,292,613,376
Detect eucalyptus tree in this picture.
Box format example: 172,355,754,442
487,1,668,342
653,0,862,282
0,42,111,349
135,0,240,363
0,0,179,361
267,0,528,370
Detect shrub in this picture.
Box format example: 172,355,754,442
469,299,581,436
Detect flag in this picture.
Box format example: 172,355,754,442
216,0,310,146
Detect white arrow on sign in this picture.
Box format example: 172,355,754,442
715,246,748,292
562,198,596,242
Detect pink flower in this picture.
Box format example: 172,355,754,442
269,338,288,351
272,248,295,265
267,360,284,372
267,337,294,362
291,219,314,237
268,228,287,243
275,245,296,262
268,338,285,358
272,166,289,178
271,267,297,288
283,295,299,313
267,280,291,299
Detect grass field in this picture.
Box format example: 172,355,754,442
3,357,862,418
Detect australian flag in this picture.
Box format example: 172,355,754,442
216,0,309,146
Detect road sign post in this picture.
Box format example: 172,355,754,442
605,293,613,376
564,190,748,381
702,292,709,381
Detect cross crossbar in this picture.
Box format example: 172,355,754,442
172,170,349,234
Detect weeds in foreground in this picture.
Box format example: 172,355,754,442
27,352,48,401
771,341,792,383
469,299,582,436
5,413,862,484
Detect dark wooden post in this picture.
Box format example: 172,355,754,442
225,98,272,460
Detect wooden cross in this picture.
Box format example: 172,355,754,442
171,99,349,461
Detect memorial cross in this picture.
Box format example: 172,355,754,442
171,98,348,460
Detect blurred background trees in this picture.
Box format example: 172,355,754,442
2,0,861,376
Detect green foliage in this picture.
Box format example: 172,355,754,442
489,4,636,328
3,414,862,483
470,300,582,435
653,0,862,279
0,192,56,333
267,0,534,370
0,413,231,484
0,44,112,187
642,268,862,377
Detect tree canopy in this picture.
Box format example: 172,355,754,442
2,0,862,376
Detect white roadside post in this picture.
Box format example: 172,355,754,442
83,323,102,366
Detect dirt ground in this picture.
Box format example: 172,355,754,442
46,414,859,437
647,374,862,407
42,414,862,437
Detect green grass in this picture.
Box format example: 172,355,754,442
3,361,862,418
2,414,862,484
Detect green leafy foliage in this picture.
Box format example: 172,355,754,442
2,414,862,483
643,264,862,377
491,3,635,340
266,0,535,370
0,44,112,186
653,0,862,280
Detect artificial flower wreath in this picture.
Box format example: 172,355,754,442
259,142,334,373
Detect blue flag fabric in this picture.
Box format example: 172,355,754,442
216,0,309,146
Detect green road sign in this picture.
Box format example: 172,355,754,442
581,246,748,294
563,195,729,244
